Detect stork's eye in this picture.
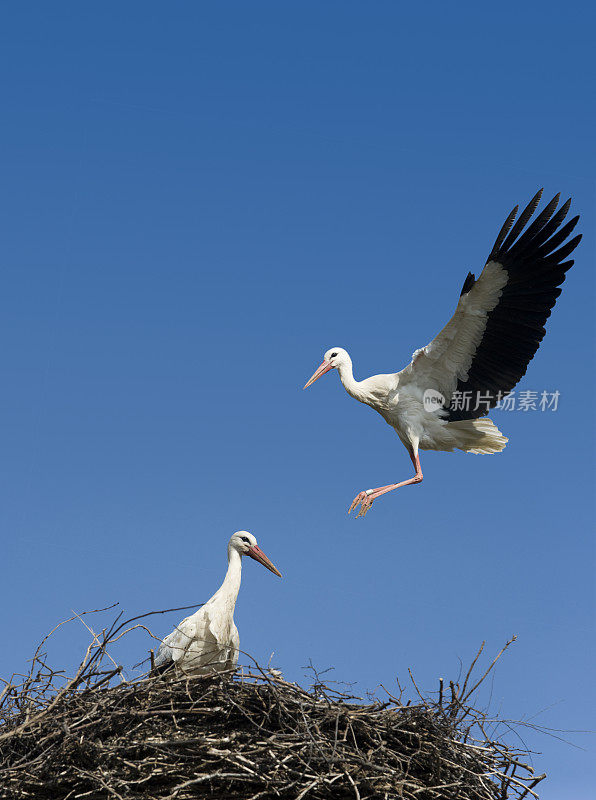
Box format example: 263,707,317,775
240,536,250,543
330,352,338,358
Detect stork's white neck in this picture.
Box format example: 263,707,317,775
212,546,243,608
337,356,367,402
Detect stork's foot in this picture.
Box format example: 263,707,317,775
348,489,375,518
348,469,423,519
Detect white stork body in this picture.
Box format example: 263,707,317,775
153,531,281,675
333,357,506,456
304,190,581,517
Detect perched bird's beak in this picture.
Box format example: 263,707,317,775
303,360,332,389
247,545,282,577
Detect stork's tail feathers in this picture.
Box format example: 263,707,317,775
448,417,508,454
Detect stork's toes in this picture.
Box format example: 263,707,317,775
348,490,375,517
356,496,375,518
348,491,366,514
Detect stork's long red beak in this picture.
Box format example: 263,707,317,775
303,360,332,389
247,545,282,577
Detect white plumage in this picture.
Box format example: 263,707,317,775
153,531,281,676
304,190,581,517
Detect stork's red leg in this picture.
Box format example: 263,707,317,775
348,450,423,518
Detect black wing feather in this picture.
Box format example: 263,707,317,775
460,271,476,296
534,216,579,257
512,193,560,252
488,205,518,261
445,191,581,422
499,189,543,252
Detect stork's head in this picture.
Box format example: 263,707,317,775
229,531,282,577
303,347,348,389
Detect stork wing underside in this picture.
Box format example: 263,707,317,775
399,189,581,420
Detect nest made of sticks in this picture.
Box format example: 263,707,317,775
0,608,545,800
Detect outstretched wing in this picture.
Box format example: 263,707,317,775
399,190,581,420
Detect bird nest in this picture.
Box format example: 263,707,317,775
0,609,545,800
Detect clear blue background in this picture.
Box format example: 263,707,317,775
1,3,594,797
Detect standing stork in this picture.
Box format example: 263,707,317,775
152,531,281,675
303,190,581,518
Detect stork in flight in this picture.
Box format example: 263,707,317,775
304,190,581,518
153,531,281,675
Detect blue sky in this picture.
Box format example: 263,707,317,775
1,2,594,796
